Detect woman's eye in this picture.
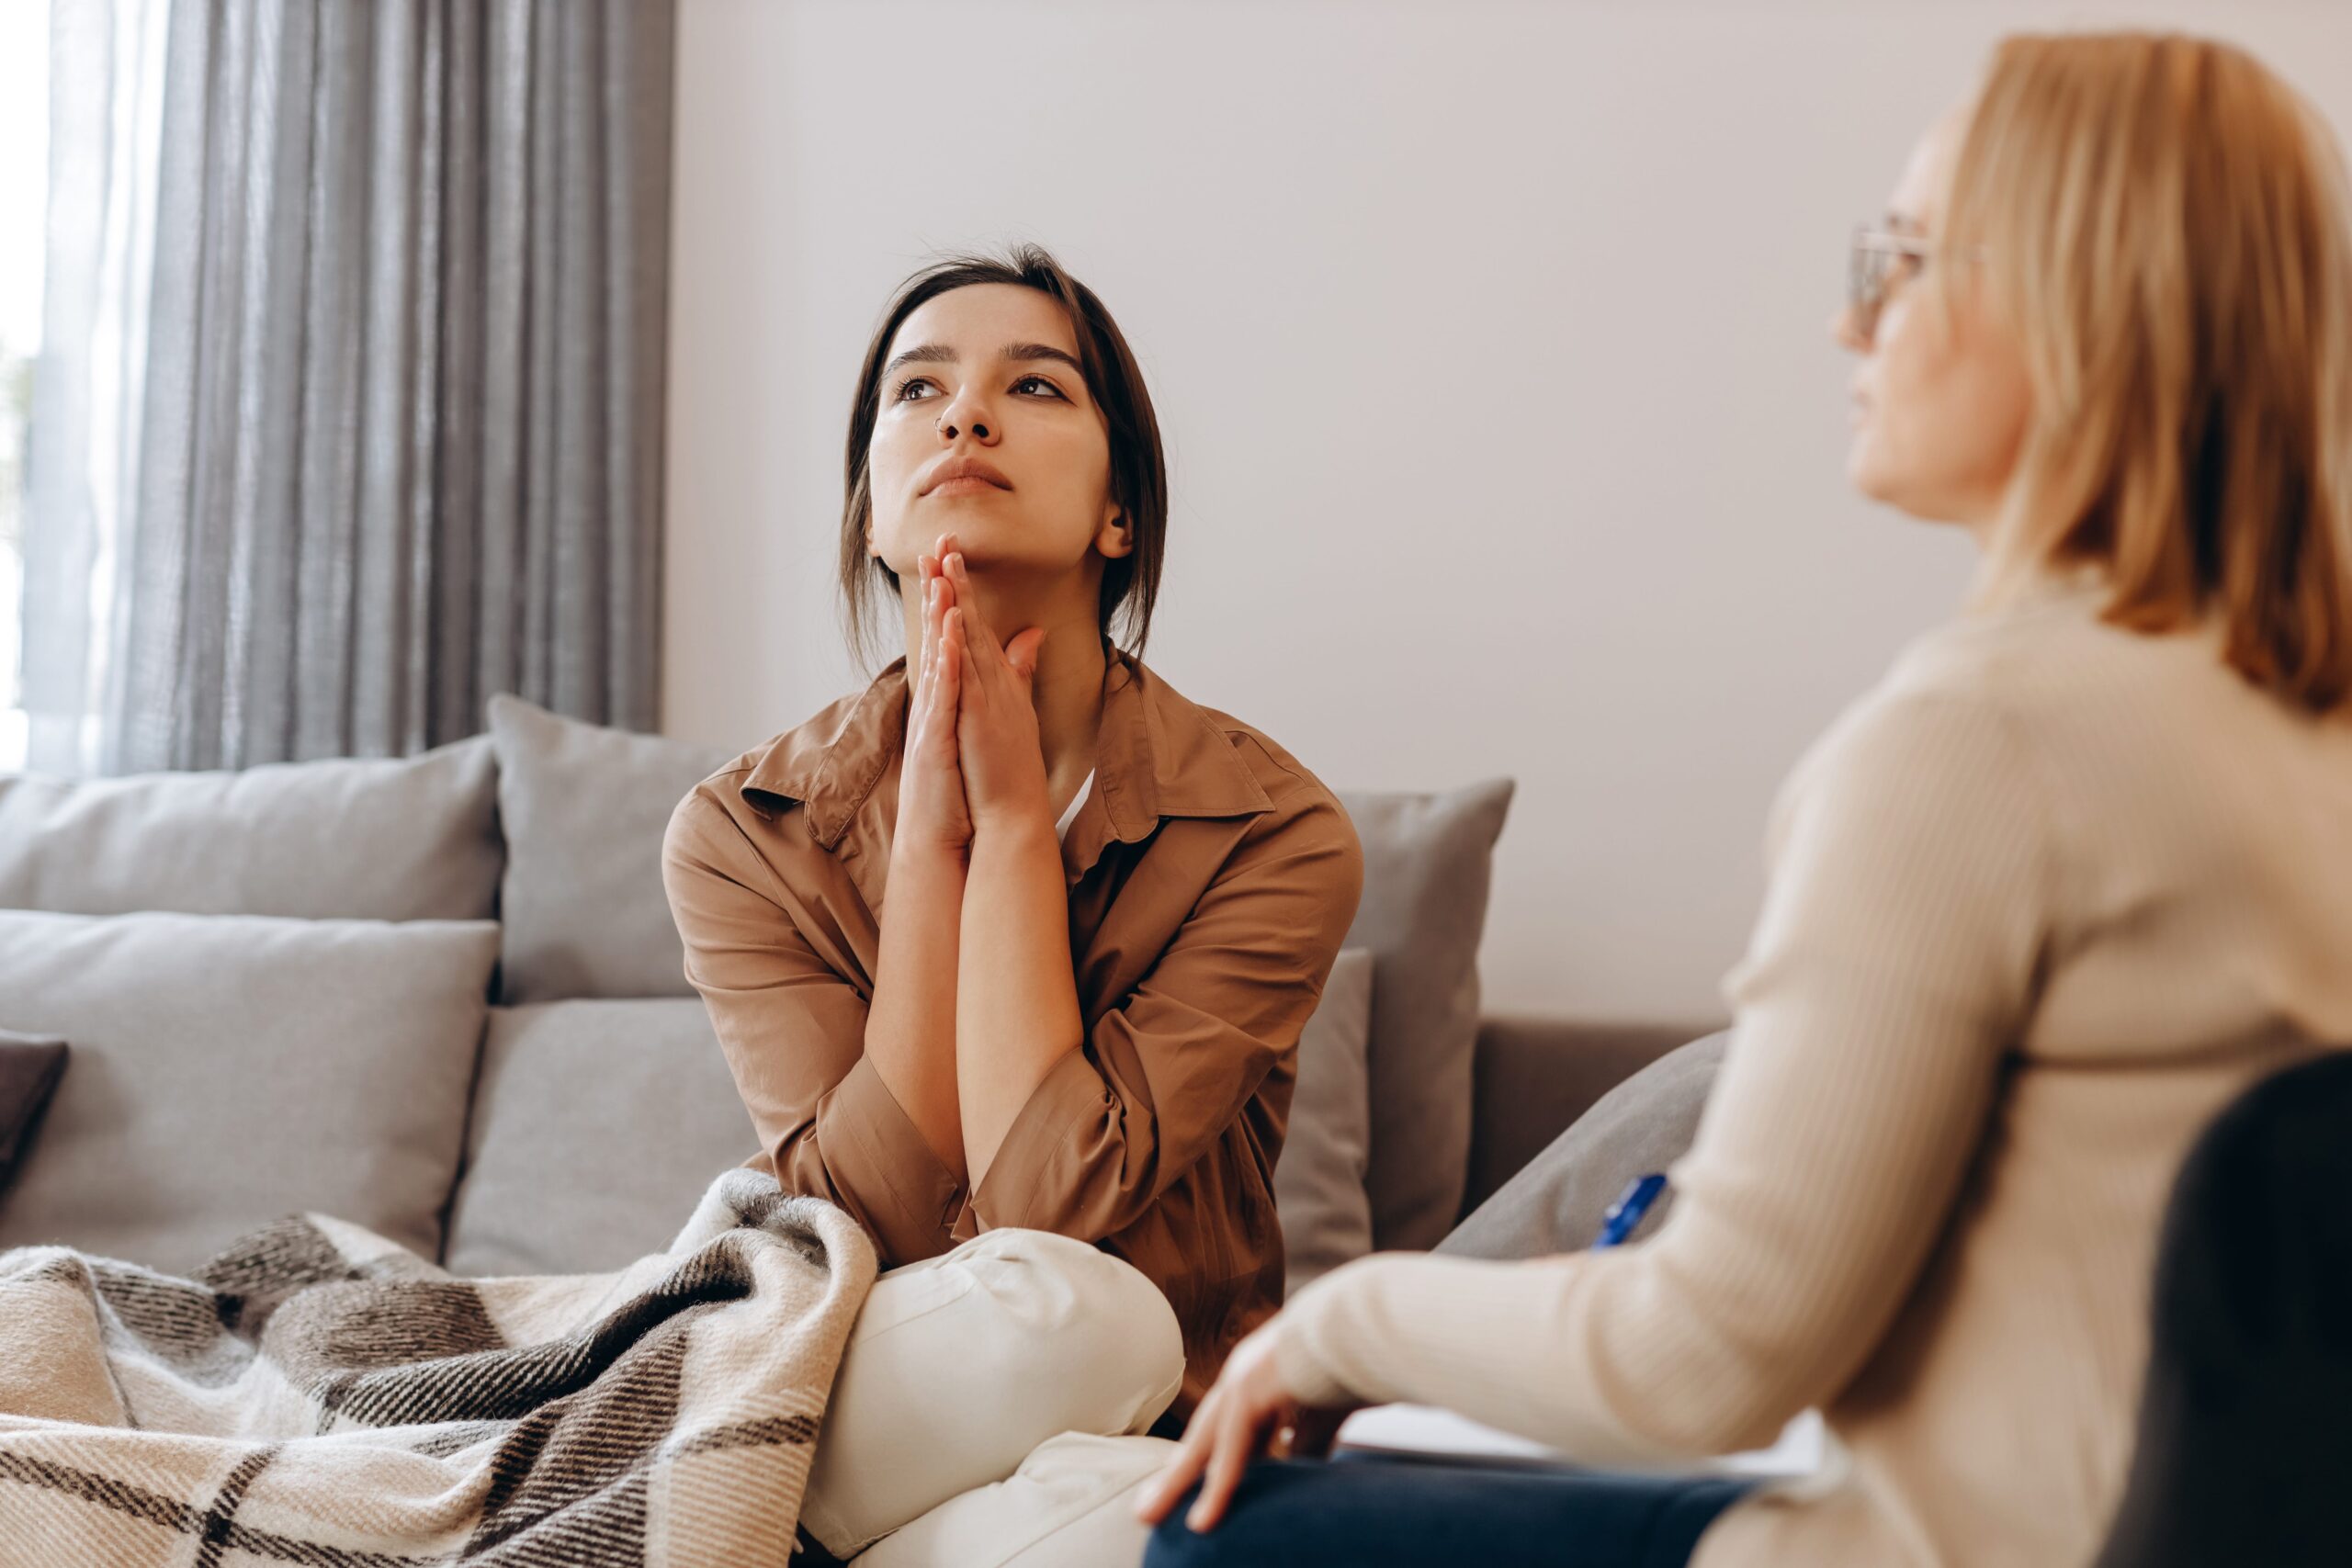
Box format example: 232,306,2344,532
1012,375,1067,400
893,378,937,403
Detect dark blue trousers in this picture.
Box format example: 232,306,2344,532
1145,1455,1753,1568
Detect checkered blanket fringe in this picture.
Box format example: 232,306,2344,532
0,1168,876,1568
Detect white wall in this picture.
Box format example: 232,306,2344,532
662,0,2352,1021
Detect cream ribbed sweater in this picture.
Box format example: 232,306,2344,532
1275,574,2352,1567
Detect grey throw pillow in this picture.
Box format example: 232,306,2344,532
1337,780,1515,1251
1439,1030,1729,1259
0,737,500,921
442,999,760,1275
1272,949,1376,1296
0,910,500,1274
0,1031,69,1192
488,694,738,1003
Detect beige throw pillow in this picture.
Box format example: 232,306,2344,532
1273,949,1377,1295
1337,780,1516,1251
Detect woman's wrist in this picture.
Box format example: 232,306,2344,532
1269,1305,1354,1411
967,798,1058,857
889,832,970,880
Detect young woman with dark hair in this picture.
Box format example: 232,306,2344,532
664,246,1363,1568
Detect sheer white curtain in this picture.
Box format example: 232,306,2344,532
21,0,166,777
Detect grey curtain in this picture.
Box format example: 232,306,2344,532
33,0,673,774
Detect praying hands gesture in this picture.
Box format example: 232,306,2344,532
901,532,1053,854
899,541,975,856
876,531,1085,1191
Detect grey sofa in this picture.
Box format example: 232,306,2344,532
0,697,1712,1284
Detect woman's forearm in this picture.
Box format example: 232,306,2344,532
865,841,970,1183
957,809,1087,1188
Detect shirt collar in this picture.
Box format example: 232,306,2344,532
739,649,1272,852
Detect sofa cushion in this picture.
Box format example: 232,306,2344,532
0,737,500,921
1439,1030,1728,1260
1337,779,1515,1251
443,999,758,1275
0,1032,69,1194
1272,949,1376,1295
489,694,737,1003
1462,1017,1723,1219
0,910,500,1274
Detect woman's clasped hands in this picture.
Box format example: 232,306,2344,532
901,530,1055,856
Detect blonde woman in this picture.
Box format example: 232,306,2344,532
1141,32,2352,1568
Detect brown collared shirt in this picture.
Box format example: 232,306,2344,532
661,651,1363,1411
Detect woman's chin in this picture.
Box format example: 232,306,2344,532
1845,443,1892,505
1846,443,1924,516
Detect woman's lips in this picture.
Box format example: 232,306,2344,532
919,455,1013,494
927,475,1010,497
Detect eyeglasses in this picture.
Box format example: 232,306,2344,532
1849,226,1935,342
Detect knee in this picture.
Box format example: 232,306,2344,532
963,1228,1185,1427
1145,1492,1223,1567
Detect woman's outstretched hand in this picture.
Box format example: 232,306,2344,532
941,549,1052,836
1134,1322,1359,1535
898,535,973,856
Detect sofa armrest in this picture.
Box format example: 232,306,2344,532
1462,1016,1724,1220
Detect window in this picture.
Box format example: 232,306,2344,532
0,1,50,773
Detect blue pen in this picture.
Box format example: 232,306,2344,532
1594,1173,1668,1248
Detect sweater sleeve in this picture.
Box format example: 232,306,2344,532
1272,687,2056,1461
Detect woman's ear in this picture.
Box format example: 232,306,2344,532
1096,503,1135,560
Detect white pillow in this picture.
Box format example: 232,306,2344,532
487,694,737,1003
444,1000,758,1276
0,910,500,1274
0,737,501,921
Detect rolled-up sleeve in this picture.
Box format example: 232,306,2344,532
662,788,962,1266
968,784,1364,1240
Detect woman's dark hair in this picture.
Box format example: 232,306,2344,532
838,243,1168,662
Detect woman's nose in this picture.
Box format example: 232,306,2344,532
934,386,999,445
1830,301,1869,354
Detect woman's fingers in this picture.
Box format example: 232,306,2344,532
1136,1393,1220,1525
943,607,972,711
943,553,1008,667
914,559,939,690
1186,1399,1266,1533
918,580,936,680
941,553,1046,703
955,610,989,718
931,619,959,729
1003,626,1046,694
917,558,960,713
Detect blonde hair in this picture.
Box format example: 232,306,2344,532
1948,32,2352,714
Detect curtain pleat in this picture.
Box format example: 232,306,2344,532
32,0,674,776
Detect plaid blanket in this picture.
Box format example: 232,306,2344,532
0,1169,876,1567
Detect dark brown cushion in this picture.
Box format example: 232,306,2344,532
0,1030,70,1190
